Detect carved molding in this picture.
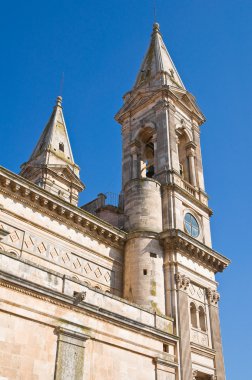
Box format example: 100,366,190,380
54,326,90,343
0,169,126,249
207,288,220,305
161,229,230,274
175,273,190,291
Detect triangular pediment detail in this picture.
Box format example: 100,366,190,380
116,92,156,120
169,87,205,120
48,165,84,188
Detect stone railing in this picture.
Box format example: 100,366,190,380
191,327,209,347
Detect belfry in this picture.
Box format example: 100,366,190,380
0,23,230,380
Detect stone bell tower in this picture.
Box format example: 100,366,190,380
116,23,230,380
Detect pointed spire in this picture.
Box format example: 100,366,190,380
20,96,84,205
134,23,185,90
27,96,74,164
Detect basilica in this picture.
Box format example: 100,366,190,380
0,23,230,380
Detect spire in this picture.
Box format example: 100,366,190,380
134,23,185,90
27,96,74,164
20,96,85,205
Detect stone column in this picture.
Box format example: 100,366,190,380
207,288,226,380
54,327,89,380
153,133,158,176
130,143,139,179
175,273,192,380
186,142,197,187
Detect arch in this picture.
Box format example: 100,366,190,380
190,302,197,328
132,122,156,141
94,285,101,291
199,306,207,331
135,125,156,179
8,249,20,258
83,280,91,287
177,131,190,182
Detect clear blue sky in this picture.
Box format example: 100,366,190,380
0,1,251,378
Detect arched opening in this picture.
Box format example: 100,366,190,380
144,141,154,178
59,142,64,152
199,306,207,331
190,302,197,328
138,126,155,179
178,132,190,183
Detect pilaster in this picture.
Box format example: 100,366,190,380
207,289,226,380
54,327,90,380
175,272,192,380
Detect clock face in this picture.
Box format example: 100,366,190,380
184,213,199,238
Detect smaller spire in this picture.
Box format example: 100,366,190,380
20,95,84,205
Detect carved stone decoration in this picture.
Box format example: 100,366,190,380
175,273,190,291
210,375,217,380
207,288,220,305
73,291,86,305
192,369,198,380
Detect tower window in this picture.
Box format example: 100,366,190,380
59,142,64,152
143,269,147,275
184,213,199,238
199,306,207,331
150,252,157,258
163,344,168,353
190,302,197,328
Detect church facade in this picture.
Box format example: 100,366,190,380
0,23,230,380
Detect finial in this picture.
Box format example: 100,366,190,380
56,96,62,107
153,22,160,32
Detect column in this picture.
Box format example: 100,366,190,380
175,273,192,380
130,142,140,179
207,288,226,380
153,133,158,176
186,142,197,187
54,327,89,380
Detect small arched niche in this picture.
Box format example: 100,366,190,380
190,302,197,328
199,306,207,331
177,131,190,183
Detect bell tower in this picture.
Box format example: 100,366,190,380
116,23,230,380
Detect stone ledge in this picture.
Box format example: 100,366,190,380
0,251,176,341
160,229,230,273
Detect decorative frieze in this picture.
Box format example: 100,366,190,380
191,328,208,347
175,273,190,291
207,288,220,305
0,168,126,249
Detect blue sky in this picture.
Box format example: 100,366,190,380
0,1,251,378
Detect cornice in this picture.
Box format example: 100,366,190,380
160,229,230,273
116,87,205,126
0,166,126,248
190,342,215,358
162,180,212,216
0,272,178,343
